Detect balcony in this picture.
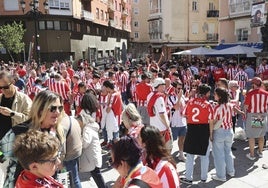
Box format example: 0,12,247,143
121,10,128,18
207,10,219,17
81,10,95,21
108,20,116,27
207,33,219,41
108,2,115,12
122,24,128,30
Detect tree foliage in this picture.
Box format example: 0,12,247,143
0,22,26,62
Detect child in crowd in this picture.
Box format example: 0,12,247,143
13,129,63,188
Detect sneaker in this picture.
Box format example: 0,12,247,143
257,150,263,158
180,178,192,185
227,173,235,177
262,164,268,169
101,141,107,147
211,175,226,182
178,154,186,162
200,179,207,183
246,153,256,160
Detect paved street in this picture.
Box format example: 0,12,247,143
80,135,268,188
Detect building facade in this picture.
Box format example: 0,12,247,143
219,0,266,48
148,0,219,60
0,0,132,63
129,0,150,59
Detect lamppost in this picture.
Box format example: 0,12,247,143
20,0,49,66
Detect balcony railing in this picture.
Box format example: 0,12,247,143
207,33,219,41
108,2,115,12
207,10,219,17
81,10,95,21
108,20,116,27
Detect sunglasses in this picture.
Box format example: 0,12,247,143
0,83,11,90
38,153,61,165
49,105,64,113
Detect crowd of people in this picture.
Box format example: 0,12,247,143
0,54,267,188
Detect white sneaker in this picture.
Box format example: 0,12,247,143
178,154,186,162
211,175,226,182
257,151,263,158
246,153,256,160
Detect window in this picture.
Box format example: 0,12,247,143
134,7,139,14
115,1,118,10
229,0,250,14
133,0,139,3
101,10,104,20
49,0,70,10
39,21,45,30
47,21,54,29
96,8,100,19
134,21,139,27
4,0,19,11
237,28,248,41
192,1,198,11
105,12,108,21
192,23,199,34
209,2,214,10
134,32,139,39
76,24,81,32
96,27,99,35
87,26,90,33
60,21,70,30
54,21,60,30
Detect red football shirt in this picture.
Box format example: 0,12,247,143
183,98,213,124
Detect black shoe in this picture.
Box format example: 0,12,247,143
200,179,207,183
180,178,192,185
231,147,237,151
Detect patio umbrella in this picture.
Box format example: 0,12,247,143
173,46,217,55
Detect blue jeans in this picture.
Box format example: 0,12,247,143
212,128,235,179
64,158,82,188
185,145,210,181
91,167,107,188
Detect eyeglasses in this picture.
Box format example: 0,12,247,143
0,83,11,90
38,153,61,165
49,105,64,113
192,85,197,88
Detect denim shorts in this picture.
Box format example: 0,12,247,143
171,126,187,140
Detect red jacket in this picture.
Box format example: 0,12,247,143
15,170,64,188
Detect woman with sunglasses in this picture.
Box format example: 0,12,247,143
1,90,66,188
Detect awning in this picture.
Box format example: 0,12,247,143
214,43,263,50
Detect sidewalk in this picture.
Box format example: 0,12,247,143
80,139,268,188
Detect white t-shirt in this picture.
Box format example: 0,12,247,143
168,95,187,127
147,93,169,131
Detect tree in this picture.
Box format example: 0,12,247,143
0,22,26,62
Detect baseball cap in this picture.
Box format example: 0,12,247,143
250,77,262,86
152,78,165,88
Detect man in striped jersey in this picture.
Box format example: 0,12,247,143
234,64,248,90
244,77,268,160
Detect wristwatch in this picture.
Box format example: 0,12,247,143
10,111,15,117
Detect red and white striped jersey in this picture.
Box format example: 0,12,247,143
88,81,101,92
214,103,235,129
44,78,54,89
74,92,83,107
26,76,36,95
155,160,180,188
130,81,137,102
49,80,70,101
99,93,108,119
136,82,153,106
244,88,268,113
256,64,268,75
227,67,238,80
118,72,128,93
31,85,45,95
234,70,248,89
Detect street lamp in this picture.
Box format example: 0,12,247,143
20,0,49,66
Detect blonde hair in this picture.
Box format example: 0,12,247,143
122,103,141,129
29,90,65,144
